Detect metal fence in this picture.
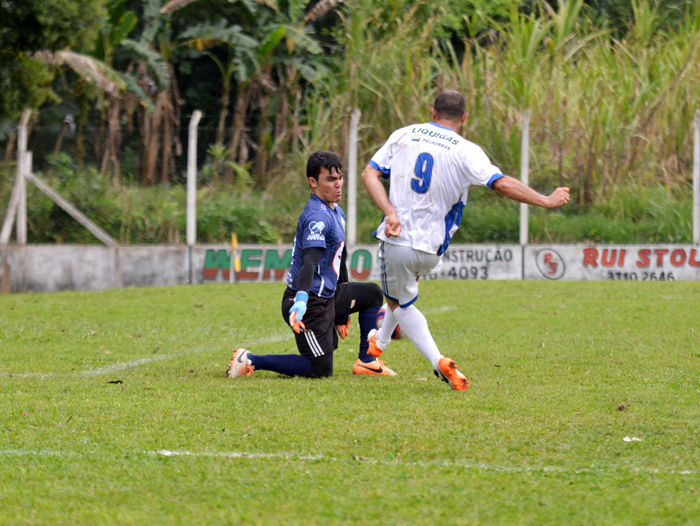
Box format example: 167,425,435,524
1,117,221,185
2,109,700,247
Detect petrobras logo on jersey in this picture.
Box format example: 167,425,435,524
411,127,460,145
411,134,421,142
307,221,326,241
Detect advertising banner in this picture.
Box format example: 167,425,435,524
2,243,699,293
198,244,523,282
421,245,521,281
198,244,380,283
200,244,700,283
524,245,700,281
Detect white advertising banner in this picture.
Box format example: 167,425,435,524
3,243,699,293
198,243,700,283
421,244,521,281
199,244,524,283
524,244,700,281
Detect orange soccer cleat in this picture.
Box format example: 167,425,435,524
227,348,255,378
351,358,397,376
434,357,469,391
366,329,385,358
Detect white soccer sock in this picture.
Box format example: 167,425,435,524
377,305,399,350
394,305,443,370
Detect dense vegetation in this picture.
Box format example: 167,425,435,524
1,0,698,244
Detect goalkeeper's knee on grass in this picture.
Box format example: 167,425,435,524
309,354,333,378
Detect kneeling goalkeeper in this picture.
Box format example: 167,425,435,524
227,151,397,379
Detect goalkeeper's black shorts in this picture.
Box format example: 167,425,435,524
280,282,382,363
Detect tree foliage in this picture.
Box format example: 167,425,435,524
1,0,699,214
0,0,106,53
0,0,107,120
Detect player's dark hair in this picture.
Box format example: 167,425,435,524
433,90,467,121
307,151,343,181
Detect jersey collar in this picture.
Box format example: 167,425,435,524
428,121,454,131
310,193,336,212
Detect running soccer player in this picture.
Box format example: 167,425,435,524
227,151,397,379
361,90,570,390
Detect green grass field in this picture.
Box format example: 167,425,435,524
1,280,699,525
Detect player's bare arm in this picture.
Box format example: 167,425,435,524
491,176,570,209
360,164,402,237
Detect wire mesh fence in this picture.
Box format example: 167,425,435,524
1,108,699,247
1,118,221,186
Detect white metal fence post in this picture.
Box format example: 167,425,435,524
17,109,32,245
187,110,202,284
347,109,361,246
693,110,699,245
23,151,32,240
0,170,22,245
519,110,531,246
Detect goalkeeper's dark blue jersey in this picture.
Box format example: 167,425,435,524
286,194,346,299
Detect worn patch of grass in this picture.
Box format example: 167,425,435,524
1,280,699,525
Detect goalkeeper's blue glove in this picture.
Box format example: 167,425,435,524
288,291,308,333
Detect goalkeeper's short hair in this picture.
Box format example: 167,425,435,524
307,151,343,181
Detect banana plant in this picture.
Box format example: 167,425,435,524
179,20,258,147
149,0,334,185
239,0,331,184
118,0,181,185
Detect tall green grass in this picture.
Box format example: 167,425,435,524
1,158,694,244
304,0,700,206
0,159,283,245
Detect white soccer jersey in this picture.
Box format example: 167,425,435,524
370,122,503,255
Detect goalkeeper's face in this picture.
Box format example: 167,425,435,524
310,167,343,208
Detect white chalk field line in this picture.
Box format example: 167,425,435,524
0,331,295,378
0,305,492,379
0,312,459,379
0,449,70,458
148,450,700,475
0,349,206,379
0,448,697,475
